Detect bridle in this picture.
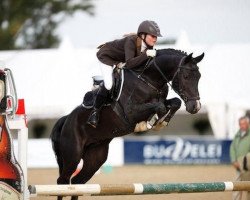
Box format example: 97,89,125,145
136,56,200,103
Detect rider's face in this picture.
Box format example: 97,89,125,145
145,34,157,47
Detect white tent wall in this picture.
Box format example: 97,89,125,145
206,103,228,139
0,41,250,139
206,103,246,139
0,47,101,119
199,44,250,139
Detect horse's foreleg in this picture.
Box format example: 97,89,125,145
164,97,182,123
153,97,181,131
71,139,111,185
131,102,166,132
132,102,167,119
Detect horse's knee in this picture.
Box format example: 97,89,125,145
155,103,166,115
166,98,182,109
172,98,182,108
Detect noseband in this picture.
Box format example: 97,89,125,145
153,57,200,103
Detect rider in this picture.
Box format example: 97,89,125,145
87,20,162,128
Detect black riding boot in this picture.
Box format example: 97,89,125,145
87,86,109,128
87,108,100,128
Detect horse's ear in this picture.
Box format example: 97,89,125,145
183,53,193,64
193,53,205,64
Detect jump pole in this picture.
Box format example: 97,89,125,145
29,181,250,197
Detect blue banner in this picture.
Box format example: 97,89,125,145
124,137,232,165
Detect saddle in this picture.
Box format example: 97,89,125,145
82,68,124,108
110,67,124,101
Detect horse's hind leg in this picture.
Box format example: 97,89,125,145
56,140,84,200
68,139,111,200
57,158,82,200
71,139,112,184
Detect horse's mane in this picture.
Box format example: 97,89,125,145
157,48,188,57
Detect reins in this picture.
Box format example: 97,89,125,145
137,58,162,94
138,55,200,103
134,56,183,95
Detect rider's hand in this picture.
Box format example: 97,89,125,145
146,49,157,57
117,62,126,69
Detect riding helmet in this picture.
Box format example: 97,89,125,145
137,20,162,37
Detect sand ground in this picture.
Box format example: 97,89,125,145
28,165,239,200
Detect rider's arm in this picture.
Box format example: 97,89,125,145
124,37,149,69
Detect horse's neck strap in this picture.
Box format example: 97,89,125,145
130,70,163,96
137,74,162,94
153,58,171,84
152,58,178,93
153,56,187,101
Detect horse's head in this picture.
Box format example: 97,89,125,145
172,53,204,114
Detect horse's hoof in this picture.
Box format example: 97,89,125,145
152,121,168,131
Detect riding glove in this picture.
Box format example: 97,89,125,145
117,62,126,69
146,49,157,57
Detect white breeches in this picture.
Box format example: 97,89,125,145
100,63,113,90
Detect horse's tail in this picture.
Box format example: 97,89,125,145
50,115,67,171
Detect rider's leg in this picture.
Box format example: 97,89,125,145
87,84,109,128
87,64,113,128
100,63,113,90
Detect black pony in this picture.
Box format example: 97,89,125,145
51,49,204,200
